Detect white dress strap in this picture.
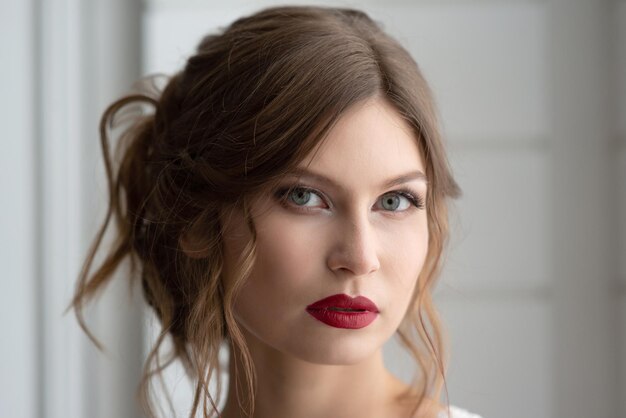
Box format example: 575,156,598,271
437,405,484,418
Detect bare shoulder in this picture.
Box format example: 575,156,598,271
384,376,445,418
393,397,446,418
384,375,482,418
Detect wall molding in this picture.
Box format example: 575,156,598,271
35,1,144,418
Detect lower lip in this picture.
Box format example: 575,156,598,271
306,308,378,329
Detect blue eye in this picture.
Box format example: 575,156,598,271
377,190,424,212
273,185,424,213
289,188,323,207
380,193,408,211
275,186,326,209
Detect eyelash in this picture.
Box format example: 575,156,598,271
273,184,425,213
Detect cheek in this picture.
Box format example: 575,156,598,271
377,220,428,328
254,217,321,281
380,218,429,286
222,212,325,326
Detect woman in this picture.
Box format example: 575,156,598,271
71,5,483,418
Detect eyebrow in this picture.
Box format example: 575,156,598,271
286,167,428,190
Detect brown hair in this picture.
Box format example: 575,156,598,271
70,5,461,418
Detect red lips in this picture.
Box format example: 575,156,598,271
306,294,379,329
306,293,379,312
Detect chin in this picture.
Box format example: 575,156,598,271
283,333,383,365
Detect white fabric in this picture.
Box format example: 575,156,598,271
438,405,484,418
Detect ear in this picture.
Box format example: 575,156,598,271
179,231,211,259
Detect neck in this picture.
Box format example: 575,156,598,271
219,328,411,418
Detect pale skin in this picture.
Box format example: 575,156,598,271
216,96,445,418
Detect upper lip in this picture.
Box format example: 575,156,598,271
306,293,379,312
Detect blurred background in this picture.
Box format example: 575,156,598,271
1,0,624,417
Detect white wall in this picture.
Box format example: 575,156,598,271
618,1,626,417
549,3,620,418
1,1,37,417
1,1,145,418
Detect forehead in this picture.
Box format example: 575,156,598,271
299,97,426,186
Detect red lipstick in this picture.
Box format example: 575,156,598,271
306,294,379,329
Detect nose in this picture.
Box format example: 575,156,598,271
326,214,380,277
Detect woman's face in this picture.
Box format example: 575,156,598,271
221,96,429,365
